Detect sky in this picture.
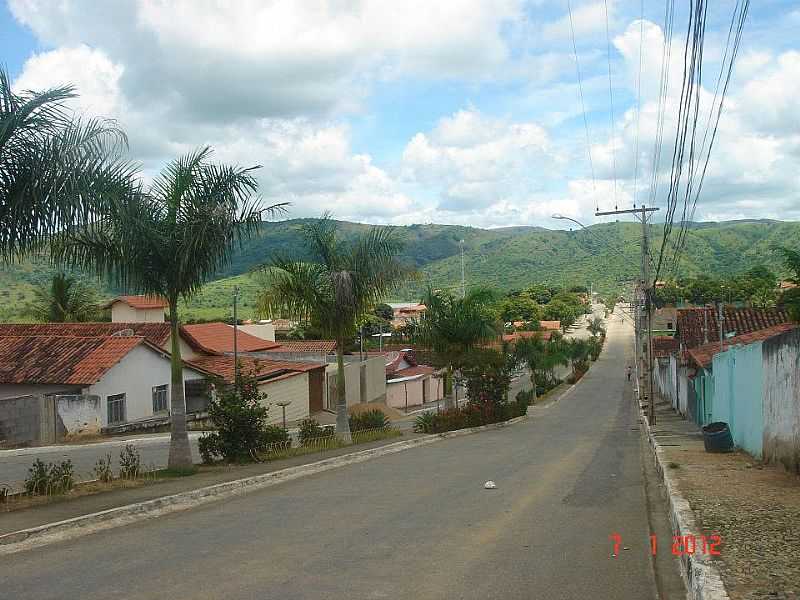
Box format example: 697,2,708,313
2,0,799,229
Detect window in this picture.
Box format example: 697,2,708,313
107,393,126,424
668,322,674,330
152,384,168,414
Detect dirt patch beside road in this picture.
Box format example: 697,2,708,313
662,440,800,599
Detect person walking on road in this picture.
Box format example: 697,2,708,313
626,365,632,381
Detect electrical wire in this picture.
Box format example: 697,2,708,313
603,0,618,209
567,0,598,211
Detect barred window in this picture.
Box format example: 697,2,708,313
152,384,168,413
107,393,126,424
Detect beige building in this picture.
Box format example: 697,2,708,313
386,365,444,410
104,295,168,323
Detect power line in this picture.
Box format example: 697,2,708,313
632,0,644,208
567,0,597,210
603,0,618,209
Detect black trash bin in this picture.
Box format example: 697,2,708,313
702,421,734,453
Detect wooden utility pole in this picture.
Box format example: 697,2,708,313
596,205,659,424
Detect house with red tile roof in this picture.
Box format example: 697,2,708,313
187,355,327,424
181,322,281,356
654,307,791,419
684,323,800,468
104,295,168,323
0,335,206,442
384,348,443,410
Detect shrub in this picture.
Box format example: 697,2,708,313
263,424,290,445
349,409,390,432
24,458,74,495
24,458,50,495
413,412,435,433
119,444,141,479
50,460,74,493
94,453,114,483
298,418,331,446
515,389,535,405
202,372,273,463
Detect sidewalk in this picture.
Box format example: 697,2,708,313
0,432,423,537
650,399,800,600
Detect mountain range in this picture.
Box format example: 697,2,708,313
1,218,798,322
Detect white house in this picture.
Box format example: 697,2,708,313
0,334,206,432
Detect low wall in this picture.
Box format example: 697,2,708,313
761,328,800,473
55,394,102,440
0,395,55,447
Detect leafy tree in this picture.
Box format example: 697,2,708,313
25,273,101,322
198,370,289,464
513,333,568,403
523,284,554,304
264,217,407,441
566,338,591,381
496,294,542,323
373,302,394,321
587,316,606,338
776,246,800,321
54,147,281,469
0,66,134,263
414,286,501,408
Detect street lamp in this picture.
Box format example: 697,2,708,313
275,400,292,431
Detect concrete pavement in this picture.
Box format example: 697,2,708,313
2,311,680,599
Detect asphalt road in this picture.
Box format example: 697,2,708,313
2,312,672,599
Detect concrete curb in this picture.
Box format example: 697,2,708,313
0,415,529,556
641,411,730,600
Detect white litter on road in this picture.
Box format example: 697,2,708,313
484,480,497,489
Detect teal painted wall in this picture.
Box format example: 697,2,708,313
710,342,764,457
692,368,715,427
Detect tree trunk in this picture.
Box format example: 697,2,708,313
335,343,352,443
444,364,455,410
530,369,538,405
167,302,193,470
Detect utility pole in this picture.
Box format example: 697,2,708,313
596,205,659,425
460,239,466,299
233,286,240,389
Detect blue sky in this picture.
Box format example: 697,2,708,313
3,0,799,228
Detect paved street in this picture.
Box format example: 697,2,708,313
2,312,674,599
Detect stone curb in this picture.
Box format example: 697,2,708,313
641,410,730,600
0,415,529,556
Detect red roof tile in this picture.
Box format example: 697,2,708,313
392,365,436,378
676,307,790,350
539,321,561,331
652,336,679,358
105,295,168,309
265,340,337,353
187,355,324,384
0,336,145,385
181,322,280,354
687,323,797,369
0,323,172,347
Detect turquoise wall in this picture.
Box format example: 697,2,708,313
710,342,764,457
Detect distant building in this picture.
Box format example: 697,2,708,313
104,295,168,323
389,303,426,328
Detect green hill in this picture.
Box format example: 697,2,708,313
1,218,799,322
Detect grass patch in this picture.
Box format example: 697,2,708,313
155,467,199,478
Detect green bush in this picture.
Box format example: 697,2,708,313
349,409,390,432
413,412,435,433
515,389,535,405
24,458,74,495
263,424,290,445
298,418,332,446
202,372,274,463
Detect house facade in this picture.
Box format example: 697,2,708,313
0,335,206,444
685,324,799,471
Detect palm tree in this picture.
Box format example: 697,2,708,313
514,334,569,402
587,316,606,337
26,273,100,322
261,217,407,442
54,147,285,469
0,66,134,262
415,287,501,408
